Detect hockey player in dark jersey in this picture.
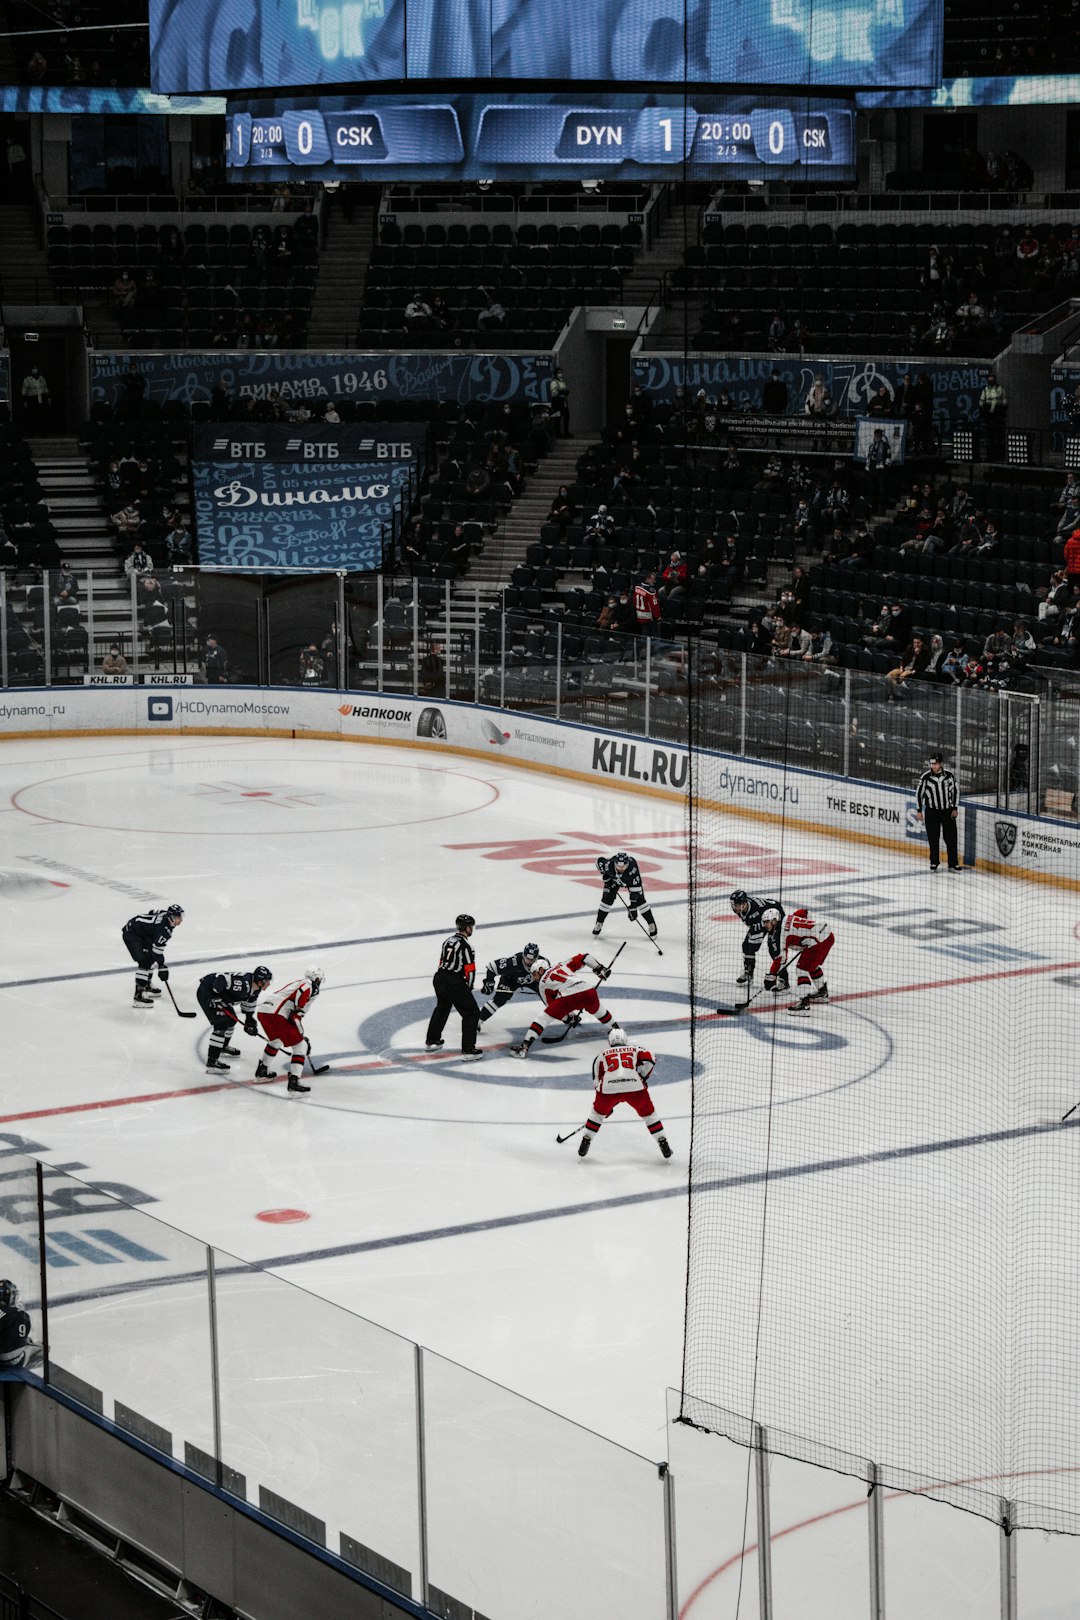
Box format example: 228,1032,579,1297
121,904,184,1009
592,852,658,939
729,890,787,987
478,943,545,1025
198,965,273,1073
0,1279,40,1368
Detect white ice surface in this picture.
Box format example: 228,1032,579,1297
0,733,1077,1617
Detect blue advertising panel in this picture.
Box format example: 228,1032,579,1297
632,352,990,427
90,351,553,411
226,91,857,182
150,0,943,93
195,421,427,464
0,85,226,114
193,455,413,570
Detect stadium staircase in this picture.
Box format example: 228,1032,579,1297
307,198,376,349
619,197,699,311
27,437,132,640
468,434,589,589
0,202,53,302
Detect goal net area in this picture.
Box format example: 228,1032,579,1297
680,654,1080,1534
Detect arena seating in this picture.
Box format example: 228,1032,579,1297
47,215,320,349
675,218,1070,355
359,218,643,347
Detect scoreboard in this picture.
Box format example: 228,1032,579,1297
226,93,857,182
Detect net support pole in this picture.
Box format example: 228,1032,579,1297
842,666,852,778
753,1423,773,1620
414,1344,430,1609
739,653,747,756
660,1462,678,1620
644,633,651,738
556,619,562,721
999,1501,1017,1620
867,1462,885,1620
473,585,481,706
499,599,506,711
206,1246,223,1490
954,682,963,788
376,573,385,692
0,571,8,689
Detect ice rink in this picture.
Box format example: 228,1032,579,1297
2,731,1079,1617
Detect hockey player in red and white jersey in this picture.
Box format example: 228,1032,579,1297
256,966,325,1093
511,951,623,1056
766,907,834,1014
577,1032,672,1160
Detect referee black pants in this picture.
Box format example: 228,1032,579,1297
426,970,480,1052
924,808,959,869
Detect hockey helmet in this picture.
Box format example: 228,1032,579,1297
252,965,272,985
730,889,750,915
166,903,184,923
0,1280,19,1310
607,1027,626,1045
613,852,630,868
306,965,325,995
522,942,540,961
761,906,782,928
530,956,550,979
637,1048,656,1080
455,913,476,931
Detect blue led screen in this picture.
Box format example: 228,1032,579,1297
150,0,943,93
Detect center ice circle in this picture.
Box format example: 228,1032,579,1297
12,756,497,836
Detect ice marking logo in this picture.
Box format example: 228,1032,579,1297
994,821,1017,857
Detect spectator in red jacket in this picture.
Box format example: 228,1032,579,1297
633,572,662,635
1065,527,1080,587
659,550,689,604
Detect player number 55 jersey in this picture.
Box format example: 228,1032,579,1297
593,1043,654,1095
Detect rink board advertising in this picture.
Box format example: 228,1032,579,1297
150,0,943,93
0,687,1070,886
225,93,857,183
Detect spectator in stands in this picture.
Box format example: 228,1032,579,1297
864,429,891,500
101,644,128,677
1009,620,1036,668
140,579,171,650
548,369,570,435
585,504,616,542
941,640,971,685
124,540,153,578
867,386,894,419
659,551,688,605
121,359,146,415
791,496,818,551
547,486,574,532
26,50,47,82
803,623,835,664
613,589,637,635
0,526,16,570
1016,229,1040,276
477,293,507,332
202,634,229,683
762,370,788,415
770,615,793,656
1063,527,1080,587
20,365,49,420
633,572,661,637
112,270,137,311
1005,150,1034,189
165,517,193,566
984,625,1012,661
924,308,956,350
804,375,834,418
886,634,931,700
52,565,78,606
299,644,326,685
405,292,433,334
740,618,772,657
596,595,620,630
780,623,812,658
767,313,786,352
979,373,1008,457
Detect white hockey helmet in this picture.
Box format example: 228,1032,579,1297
530,956,550,980
607,1026,627,1046
761,907,782,928
306,965,325,995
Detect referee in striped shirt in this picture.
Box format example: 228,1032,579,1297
425,914,482,1059
915,754,961,871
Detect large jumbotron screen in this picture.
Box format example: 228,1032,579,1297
149,0,943,95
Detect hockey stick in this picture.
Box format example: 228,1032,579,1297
541,1011,581,1045
618,893,663,956
303,1039,330,1076
1062,1100,1080,1122
555,1124,586,1144
163,979,197,1019
716,952,797,1017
